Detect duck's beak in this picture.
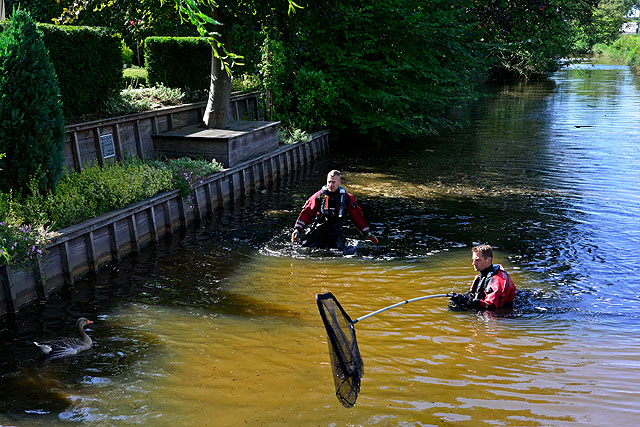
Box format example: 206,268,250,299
87,320,93,324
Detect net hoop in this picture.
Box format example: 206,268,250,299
316,292,363,408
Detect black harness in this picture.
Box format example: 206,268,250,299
316,185,349,225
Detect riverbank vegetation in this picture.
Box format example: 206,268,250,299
0,156,222,268
7,0,636,139
2,1,639,268
593,34,640,72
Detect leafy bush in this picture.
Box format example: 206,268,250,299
0,155,225,267
0,219,52,269
258,35,287,121
0,9,65,196
596,35,640,72
103,84,185,116
231,73,262,93
601,35,640,61
123,67,148,87
46,159,174,229
278,126,312,145
278,0,489,138
0,190,57,269
289,68,337,131
148,157,223,199
121,39,133,66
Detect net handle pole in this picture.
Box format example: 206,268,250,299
352,294,451,324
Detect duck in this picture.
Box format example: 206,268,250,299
33,317,94,358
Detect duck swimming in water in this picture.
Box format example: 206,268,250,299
33,317,94,358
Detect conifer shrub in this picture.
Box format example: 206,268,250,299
0,9,65,196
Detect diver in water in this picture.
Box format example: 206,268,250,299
450,244,516,310
291,170,379,251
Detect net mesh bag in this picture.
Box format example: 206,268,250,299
316,292,364,408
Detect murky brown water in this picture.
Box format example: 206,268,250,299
1,58,639,426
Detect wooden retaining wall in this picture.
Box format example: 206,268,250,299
0,131,329,318
62,92,261,173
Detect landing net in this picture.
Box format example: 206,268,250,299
316,292,364,408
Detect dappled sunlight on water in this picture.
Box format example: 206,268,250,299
2,58,640,425
346,170,554,201
8,250,636,426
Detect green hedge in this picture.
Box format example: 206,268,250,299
145,37,211,91
123,67,148,87
38,24,123,118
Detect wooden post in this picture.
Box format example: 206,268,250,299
128,215,140,254
204,182,213,214
85,232,97,273
134,119,145,158
227,175,235,202
59,241,74,285
192,188,202,220
163,201,173,234
34,254,48,298
93,128,105,167
151,116,159,136
149,206,158,243
70,131,82,172
215,179,224,208
109,222,120,262
238,170,246,197
177,196,187,228
1,266,16,314
113,123,124,160
167,113,174,131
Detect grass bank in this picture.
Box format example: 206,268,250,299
593,34,640,73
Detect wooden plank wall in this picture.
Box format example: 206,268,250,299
62,92,262,173
0,130,330,318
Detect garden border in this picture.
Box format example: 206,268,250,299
0,130,329,317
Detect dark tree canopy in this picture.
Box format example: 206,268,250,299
8,0,633,140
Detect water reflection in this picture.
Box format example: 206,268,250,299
1,59,640,425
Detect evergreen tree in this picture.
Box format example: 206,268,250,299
0,8,65,195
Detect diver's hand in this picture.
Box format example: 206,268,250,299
291,229,299,245
366,235,379,244
450,292,470,307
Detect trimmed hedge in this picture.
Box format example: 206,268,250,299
38,24,123,118
145,37,211,91
123,67,148,87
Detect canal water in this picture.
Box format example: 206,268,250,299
1,58,639,426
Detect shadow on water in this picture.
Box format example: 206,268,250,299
2,59,640,424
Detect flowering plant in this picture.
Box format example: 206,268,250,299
0,220,57,270
0,181,57,269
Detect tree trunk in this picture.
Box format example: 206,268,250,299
202,9,231,129
202,49,232,129
1,0,5,21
